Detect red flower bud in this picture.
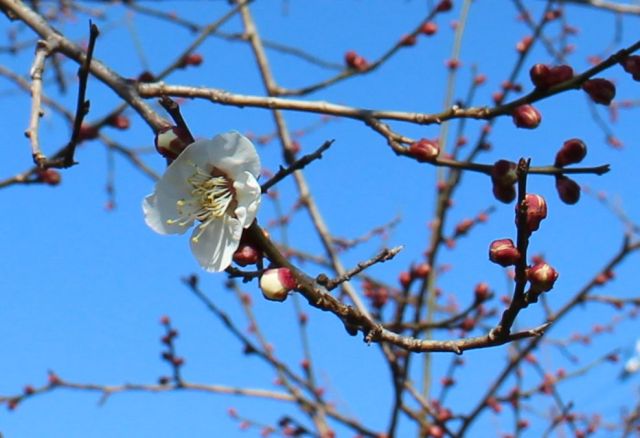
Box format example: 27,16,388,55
512,104,541,129
412,263,431,278
179,53,203,68
344,51,368,71
436,0,452,12
522,194,547,232
621,55,640,81
399,271,412,289
474,282,490,301
78,124,99,142
555,138,587,167
491,160,518,186
400,34,417,47
582,78,616,105
492,183,516,204
555,175,581,205
489,239,521,267
408,139,440,162
233,244,262,266
530,64,574,89
454,218,474,236
107,114,130,130
421,22,438,36
527,263,559,292
37,168,61,186
516,35,533,53
155,126,192,160
137,71,155,83
260,268,296,302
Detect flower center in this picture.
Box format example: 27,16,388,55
166,165,237,243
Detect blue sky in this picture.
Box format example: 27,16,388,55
1,1,639,437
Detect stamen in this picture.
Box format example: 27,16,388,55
166,165,236,232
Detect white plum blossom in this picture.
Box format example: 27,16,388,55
143,131,261,272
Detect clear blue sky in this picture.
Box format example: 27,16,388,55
1,1,639,437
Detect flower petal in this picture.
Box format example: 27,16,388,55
143,194,191,235
180,132,261,180
233,171,261,228
189,216,242,272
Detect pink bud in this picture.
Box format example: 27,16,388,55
529,63,574,89
155,126,191,160
408,139,439,162
474,282,490,301
489,238,521,267
412,263,431,278
179,53,203,68
555,138,587,167
233,244,262,266
527,263,559,292
37,168,61,186
344,51,368,71
516,35,533,53
555,176,581,205
260,268,296,302
400,34,417,47
107,114,130,130
399,271,412,288
512,104,541,129
421,22,438,36
522,194,547,232
582,78,616,105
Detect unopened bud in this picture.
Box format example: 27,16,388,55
582,78,616,105
412,263,431,278
527,263,559,292
408,139,439,162
260,268,296,302
179,53,203,68
107,114,130,130
489,239,521,267
474,282,490,301
492,183,516,204
491,160,518,186
512,104,541,129
37,168,61,186
516,35,533,53
511,105,542,129
555,138,587,167
344,51,368,72
78,124,99,141
555,176,581,205
155,126,191,160
531,64,574,89
400,34,417,47
436,0,452,12
421,22,438,36
233,244,262,266
522,194,547,232
621,55,640,81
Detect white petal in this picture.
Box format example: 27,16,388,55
143,194,190,235
180,132,261,180
233,171,261,228
189,216,242,272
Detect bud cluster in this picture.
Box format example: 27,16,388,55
529,63,574,89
